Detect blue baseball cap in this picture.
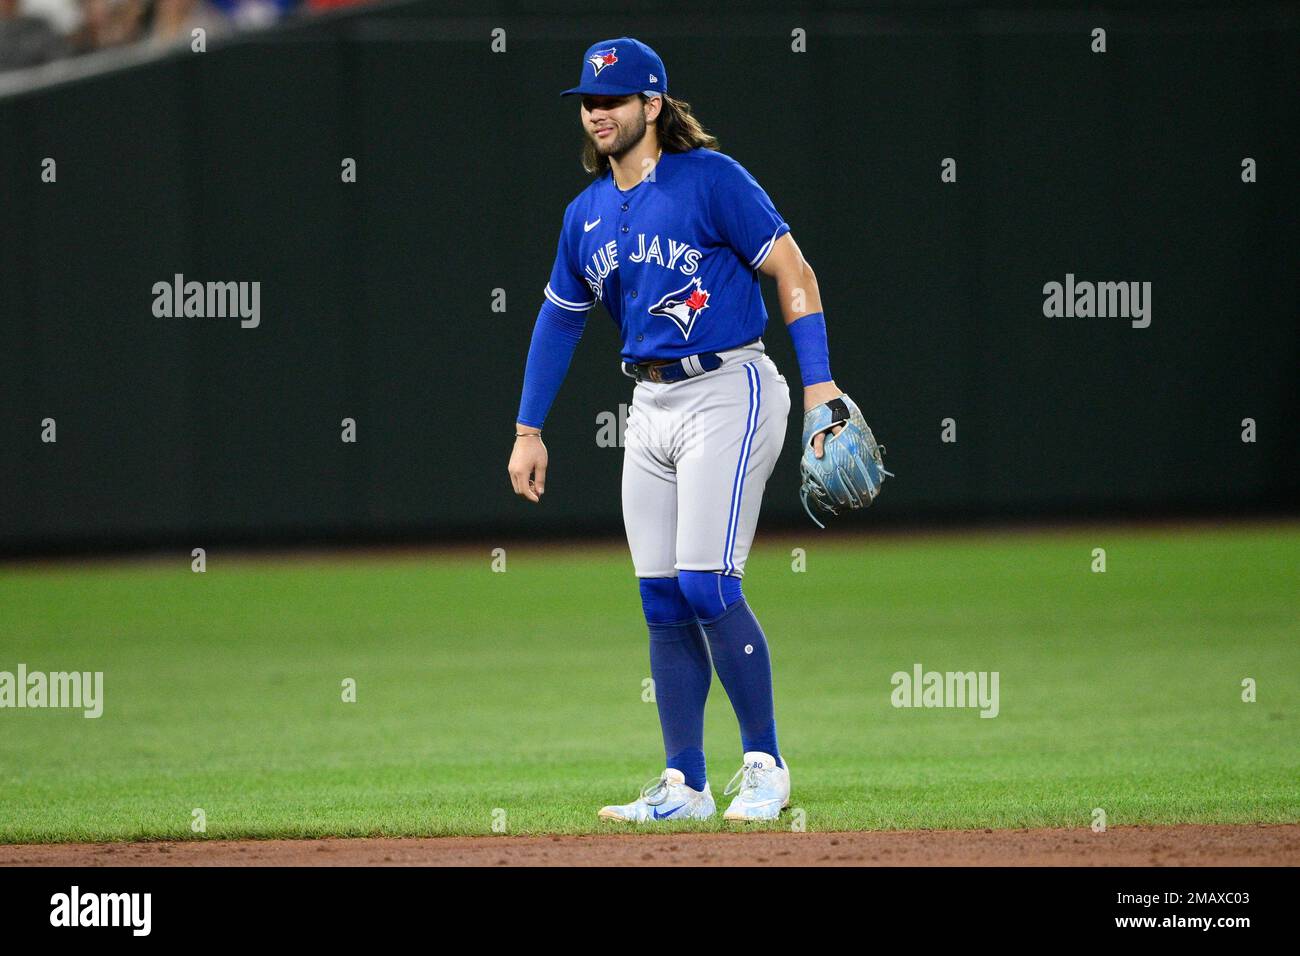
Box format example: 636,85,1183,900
561,37,668,98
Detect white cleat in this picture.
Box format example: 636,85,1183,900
598,768,716,822
722,751,790,821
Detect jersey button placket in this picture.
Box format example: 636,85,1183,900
619,194,637,314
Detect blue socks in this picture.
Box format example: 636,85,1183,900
639,573,784,789
640,578,711,792
678,571,783,769
675,570,743,620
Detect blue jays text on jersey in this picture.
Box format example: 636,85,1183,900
543,148,790,363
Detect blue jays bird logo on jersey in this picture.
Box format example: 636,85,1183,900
649,277,711,340
587,48,619,77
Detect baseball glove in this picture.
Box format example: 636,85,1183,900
798,394,893,528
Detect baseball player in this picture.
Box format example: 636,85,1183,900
508,38,857,822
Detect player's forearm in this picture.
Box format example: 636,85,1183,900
759,236,836,393
516,299,587,429
777,266,835,392
773,257,823,327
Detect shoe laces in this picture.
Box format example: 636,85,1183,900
639,772,672,806
724,761,769,798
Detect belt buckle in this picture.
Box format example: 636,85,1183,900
646,364,665,383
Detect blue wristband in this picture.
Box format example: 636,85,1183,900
787,311,832,386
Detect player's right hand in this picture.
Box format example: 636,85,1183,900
508,431,548,503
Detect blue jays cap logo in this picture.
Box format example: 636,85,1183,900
562,37,667,97
649,277,711,340
587,47,619,77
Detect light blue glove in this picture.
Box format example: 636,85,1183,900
798,394,893,528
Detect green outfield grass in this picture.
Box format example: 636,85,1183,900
0,524,1297,842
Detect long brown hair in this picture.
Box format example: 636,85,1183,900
581,94,720,175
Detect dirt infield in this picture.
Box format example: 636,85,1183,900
2,825,1296,867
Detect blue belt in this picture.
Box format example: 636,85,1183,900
622,350,724,384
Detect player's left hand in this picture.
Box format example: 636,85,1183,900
803,380,843,458
798,392,893,528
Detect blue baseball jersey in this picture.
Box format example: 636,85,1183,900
543,148,790,363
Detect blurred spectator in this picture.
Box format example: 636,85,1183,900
2,0,377,74
23,0,80,33
208,0,293,29
76,0,146,52
0,0,68,69
149,0,230,47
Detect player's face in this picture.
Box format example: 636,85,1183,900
581,94,649,158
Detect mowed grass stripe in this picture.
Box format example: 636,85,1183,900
0,525,1295,841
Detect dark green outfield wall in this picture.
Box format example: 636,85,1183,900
1,2,1295,552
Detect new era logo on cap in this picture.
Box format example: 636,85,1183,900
562,37,668,98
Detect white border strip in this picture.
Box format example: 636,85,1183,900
544,284,594,312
